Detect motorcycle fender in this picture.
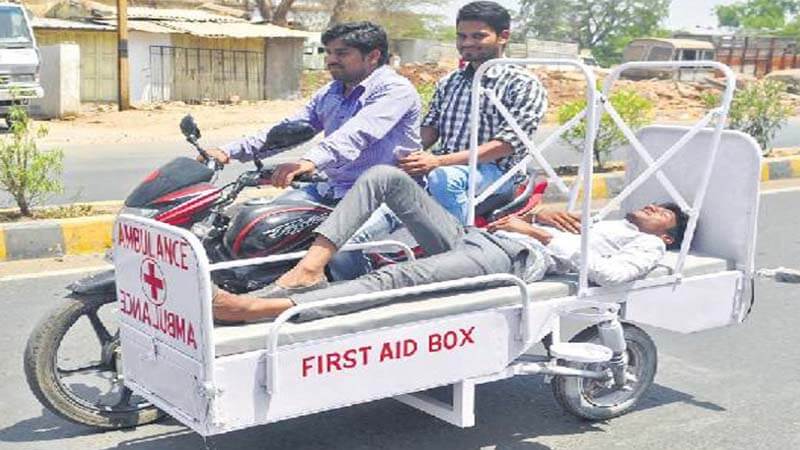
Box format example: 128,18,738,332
67,269,116,295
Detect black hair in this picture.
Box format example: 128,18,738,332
456,1,511,34
660,202,689,250
321,21,389,65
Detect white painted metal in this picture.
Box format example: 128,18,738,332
208,239,416,271
111,61,763,437
265,273,531,395
466,59,598,225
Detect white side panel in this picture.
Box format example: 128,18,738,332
624,271,742,333
211,309,518,434
121,325,209,433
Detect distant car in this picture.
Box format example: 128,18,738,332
0,2,45,125
622,38,715,81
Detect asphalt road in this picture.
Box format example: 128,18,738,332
3,118,800,207
0,188,798,449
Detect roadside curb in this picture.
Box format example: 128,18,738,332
1,156,799,262
543,155,800,202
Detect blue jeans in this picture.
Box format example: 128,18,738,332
427,163,514,224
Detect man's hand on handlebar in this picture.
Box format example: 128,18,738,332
198,147,230,165
535,209,582,234
271,159,316,188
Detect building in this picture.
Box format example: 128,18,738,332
32,3,311,104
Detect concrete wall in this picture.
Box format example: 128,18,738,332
265,37,304,100
31,44,80,119
129,31,172,104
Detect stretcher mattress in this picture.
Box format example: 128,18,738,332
213,252,733,357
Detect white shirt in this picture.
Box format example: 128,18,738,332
496,220,666,286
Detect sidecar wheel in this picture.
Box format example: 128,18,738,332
552,323,657,421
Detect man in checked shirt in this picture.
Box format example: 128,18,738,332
399,1,548,224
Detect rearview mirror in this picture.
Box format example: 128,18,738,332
180,114,201,140
262,120,316,151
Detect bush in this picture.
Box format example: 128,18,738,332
0,106,64,216
416,82,436,115
702,80,791,154
558,89,654,169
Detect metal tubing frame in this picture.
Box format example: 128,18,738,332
600,61,737,276
208,240,415,271
466,59,598,226
264,273,531,394
466,58,599,295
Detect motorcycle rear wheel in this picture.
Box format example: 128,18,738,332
24,294,164,429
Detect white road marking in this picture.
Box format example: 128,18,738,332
0,264,112,282
760,185,800,196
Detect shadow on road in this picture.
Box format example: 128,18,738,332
0,377,725,450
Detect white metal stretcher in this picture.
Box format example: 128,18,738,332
112,61,761,436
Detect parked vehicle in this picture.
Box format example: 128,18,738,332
622,38,715,81
0,2,44,126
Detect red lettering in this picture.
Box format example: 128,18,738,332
379,342,395,362
302,356,315,377
459,326,475,345
179,242,189,270
403,339,418,357
443,331,457,349
326,352,342,372
186,324,197,349
342,349,358,369
429,333,442,352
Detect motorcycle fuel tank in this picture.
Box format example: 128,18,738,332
224,200,331,258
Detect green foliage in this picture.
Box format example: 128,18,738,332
702,81,791,153
515,0,670,67
558,89,654,169
715,0,800,30
0,107,64,216
416,82,436,115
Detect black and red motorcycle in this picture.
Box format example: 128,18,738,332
23,115,547,429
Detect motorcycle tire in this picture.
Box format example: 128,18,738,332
24,294,165,429
551,322,657,421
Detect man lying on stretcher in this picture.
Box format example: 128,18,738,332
212,165,689,323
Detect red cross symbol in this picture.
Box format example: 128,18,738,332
140,258,166,305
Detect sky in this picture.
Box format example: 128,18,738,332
441,0,739,31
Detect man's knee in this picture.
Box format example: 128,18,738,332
428,166,466,199
361,165,406,184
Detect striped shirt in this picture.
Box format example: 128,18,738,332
421,62,548,173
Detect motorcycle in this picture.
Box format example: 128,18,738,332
23,115,548,429
22,115,333,429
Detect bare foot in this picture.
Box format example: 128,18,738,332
212,289,254,322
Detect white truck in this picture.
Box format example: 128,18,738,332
0,2,44,126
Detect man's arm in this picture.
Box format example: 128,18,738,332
401,74,547,175
212,88,326,164
399,139,513,175
301,84,421,170
549,233,666,287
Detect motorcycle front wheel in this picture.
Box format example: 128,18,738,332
24,294,164,429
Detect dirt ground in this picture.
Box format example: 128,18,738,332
27,64,800,147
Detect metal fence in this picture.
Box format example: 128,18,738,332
150,46,264,103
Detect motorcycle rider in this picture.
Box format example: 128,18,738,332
204,21,422,206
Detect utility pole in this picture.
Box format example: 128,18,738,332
117,0,130,110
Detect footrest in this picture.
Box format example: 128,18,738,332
550,342,612,363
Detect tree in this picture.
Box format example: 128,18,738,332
325,0,441,37
255,0,298,26
515,0,670,66
715,0,800,30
